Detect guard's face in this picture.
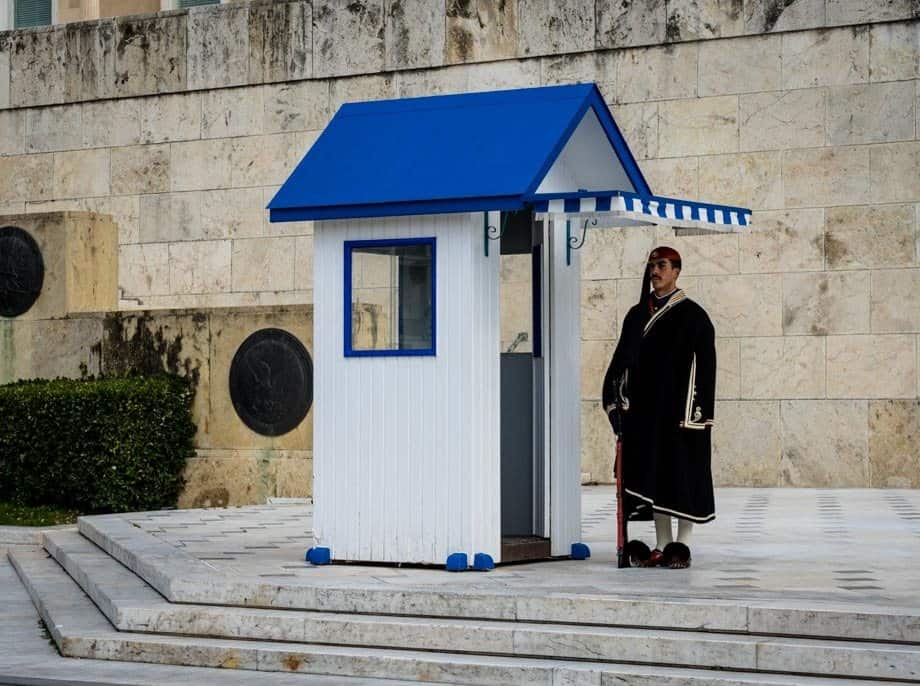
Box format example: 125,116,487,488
649,259,680,293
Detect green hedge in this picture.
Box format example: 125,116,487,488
0,376,196,513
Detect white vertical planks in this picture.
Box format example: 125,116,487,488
478,212,501,561
548,219,583,556
313,212,500,564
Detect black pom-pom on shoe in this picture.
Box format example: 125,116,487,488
662,542,691,569
625,539,651,566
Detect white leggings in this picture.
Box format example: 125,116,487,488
654,513,693,550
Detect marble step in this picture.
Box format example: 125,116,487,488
0,523,74,545
0,547,440,686
44,528,167,623
9,545,915,686
40,530,920,682
79,514,920,644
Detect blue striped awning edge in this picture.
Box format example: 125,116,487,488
530,191,751,230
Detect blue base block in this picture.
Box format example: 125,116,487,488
306,547,332,565
445,552,468,571
570,542,591,560
472,552,494,571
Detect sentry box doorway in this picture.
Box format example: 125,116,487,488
269,84,750,567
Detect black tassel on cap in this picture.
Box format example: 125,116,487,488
638,262,651,307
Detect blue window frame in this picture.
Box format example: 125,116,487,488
344,237,436,357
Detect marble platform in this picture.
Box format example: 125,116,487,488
80,487,920,610
5,487,920,685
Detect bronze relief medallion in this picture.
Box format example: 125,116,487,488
0,226,44,318
229,328,313,436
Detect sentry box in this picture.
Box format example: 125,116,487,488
269,83,750,567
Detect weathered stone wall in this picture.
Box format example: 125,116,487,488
100,306,315,508
0,280,316,507
0,0,917,489
0,210,314,507
0,212,114,383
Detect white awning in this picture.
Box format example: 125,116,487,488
530,191,752,233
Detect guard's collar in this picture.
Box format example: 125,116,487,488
650,288,678,311
643,289,687,335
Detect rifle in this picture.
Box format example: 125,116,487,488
615,434,629,568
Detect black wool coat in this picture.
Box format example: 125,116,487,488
602,290,717,523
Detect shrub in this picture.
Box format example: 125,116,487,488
0,376,195,514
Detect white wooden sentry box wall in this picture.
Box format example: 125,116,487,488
312,211,582,564
313,212,500,564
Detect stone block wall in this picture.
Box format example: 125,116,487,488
0,211,115,384
575,13,920,488
0,211,314,507
0,292,316,506
0,0,917,489
99,306,315,507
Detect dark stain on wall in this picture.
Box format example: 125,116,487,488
762,0,798,33
824,233,849,268
249,0,311,82
101,312,202,387
446,0,475,19
386,0,410,65
447,24,473,61
113,12,186,94
665,13,682,42
728,0,743,21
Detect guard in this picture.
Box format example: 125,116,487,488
603,246,717,569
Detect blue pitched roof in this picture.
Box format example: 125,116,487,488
268,83,651,222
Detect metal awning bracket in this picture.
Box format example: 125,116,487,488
484,211,510,257
566,218,596,266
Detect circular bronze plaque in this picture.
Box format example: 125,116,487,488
0,226,44,318
229,328,313,437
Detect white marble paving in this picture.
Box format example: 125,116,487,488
103,487,920,611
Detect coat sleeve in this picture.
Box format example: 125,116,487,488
601,343,623,417
602,306,640,417
679,309,716,430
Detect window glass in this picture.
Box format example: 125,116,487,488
347,239,434,356
500,253,533,354
14,0,51,27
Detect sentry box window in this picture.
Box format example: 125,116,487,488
344,237,436,357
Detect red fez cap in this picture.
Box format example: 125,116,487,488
648,246,681,267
